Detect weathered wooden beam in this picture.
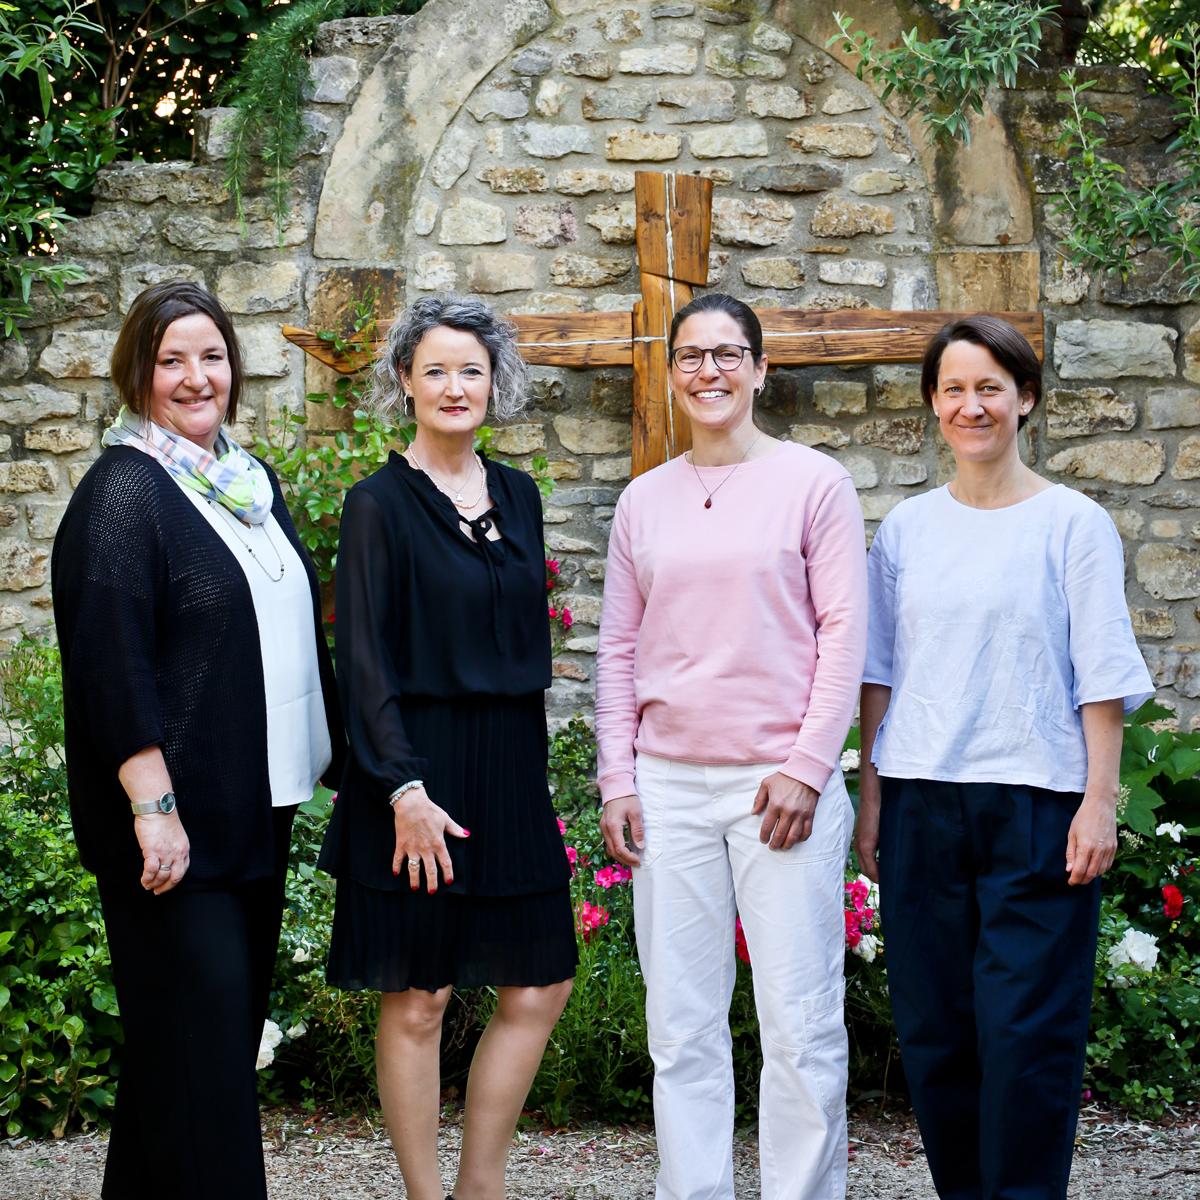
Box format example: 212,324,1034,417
634,171,713,287
757,309,1045,366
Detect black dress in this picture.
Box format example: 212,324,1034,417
319,450,576,991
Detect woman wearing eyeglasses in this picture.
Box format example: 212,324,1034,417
595,292,867,1200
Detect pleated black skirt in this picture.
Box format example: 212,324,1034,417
326,692,578,992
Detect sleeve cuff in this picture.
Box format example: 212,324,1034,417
598,771,637,805
779,749,833,795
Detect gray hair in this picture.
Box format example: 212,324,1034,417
371,294,529,423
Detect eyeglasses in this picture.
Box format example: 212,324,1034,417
669,344,753,373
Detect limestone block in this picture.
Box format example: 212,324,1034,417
314,15,405,53
806,291,871,311
467,253,538,293
466,84,530,121
788,124,877,158
696,167,734,185
547,532,601,555
741,163,841,194
1054,320,1177,380
68,462,94,488
430,128,478,189
788,424,850,449
1100,249,1192,307
650,3,695,15
593,456,632,481
819,259,887,288
561,50,614,79
618,45,698,75
586,203,636,244
58,210,154,256
810,196,894,239
0,539,49,590
797,52,834,85
582,87,652,121
545,459,582,480
508,292,587,314
888,458,928,485
0,463,57,493
0,339,28,382
0,506,17,527
553,415,631,453
564,633,598,653
1044,257,1090,305
549,254,631,287
412,196,439,236
93,163,229,205
24,287,109,328
1136,543,1200,599
1184,316,1200,384
0,384,82,425
1146,388,1200,430
1045,388,1137,439
838,453,878,488
561,592,602,626
822,87,869,115
192,106,239,161
1047,439,1165,486
1110,509,1144,539
935,251,1039,311
0,603,24,627
217,262,302,315
657,80,735,123
745,83,810,119
593,292,641,311
118,263,206,312
304,55,361,103
850,169,906,196
479,166,548,193
860,493,903,521
1151,519,1183,538
489,422,546,453
868,364,921,412
1173,436,1200,480
605,129,682,161
516,123,593,159
38,332,117,379
691,123,769,159
535,79,570,117
855,417,926,455
438,197,506,245
597,8,642,40
513,47,554,75
25,424,95,454
554,168,635,194
163,212,307,251
413,252,459,291
813,380,867,416
25,501,68,539
752,23,792,52
712,196,794,247
741,257,805,289
238,325,290,378
589,373,632,416
1131,608,1176,639
705,40,785,79
514,202,578,248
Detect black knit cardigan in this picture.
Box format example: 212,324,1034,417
51,445,344,886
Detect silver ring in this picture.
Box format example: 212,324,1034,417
407,857,420,868
158,863,172,872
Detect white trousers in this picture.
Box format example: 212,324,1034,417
632,754,852,1200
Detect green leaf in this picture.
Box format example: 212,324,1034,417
1122,782,1166,835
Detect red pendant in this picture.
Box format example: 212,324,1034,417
704,497,712,509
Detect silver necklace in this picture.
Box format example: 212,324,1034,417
688,433,760,509
208,499,286,582
408,447,486,509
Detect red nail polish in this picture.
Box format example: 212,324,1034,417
462,828,471,837
392,865,399,876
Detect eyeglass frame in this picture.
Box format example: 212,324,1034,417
668,343,756,373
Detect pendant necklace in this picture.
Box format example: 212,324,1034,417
408,447,487,509
689,433,760,509
208,500,286,582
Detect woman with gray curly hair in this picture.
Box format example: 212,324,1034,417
319,295,576,1200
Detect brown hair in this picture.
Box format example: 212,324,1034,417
111,281,244,422
920,315,1042,429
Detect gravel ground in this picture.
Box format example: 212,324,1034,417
3,1105,1196,1198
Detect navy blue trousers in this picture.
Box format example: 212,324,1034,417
878,778,1101,1200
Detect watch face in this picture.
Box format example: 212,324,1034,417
159,793,176,814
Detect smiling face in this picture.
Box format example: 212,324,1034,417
669,309,766,437
400,324,492,439
931,338,1034,466
148,312,232,452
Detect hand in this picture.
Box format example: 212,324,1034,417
1066,793,1118,886
391,787,468,894
752,772,820,851
134,812,190,895
854,789,881,884
600,794,644,868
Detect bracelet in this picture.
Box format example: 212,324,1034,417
388,779,425,808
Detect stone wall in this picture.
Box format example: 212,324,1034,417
3,0,1199,723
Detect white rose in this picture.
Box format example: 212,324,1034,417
292,946,311,963
840,748,861,773
256,1019,284,1070
1107,928,1159,978
853,933,879,963
1156,822,1187,844
856,873,880,910
286,1020,308,1039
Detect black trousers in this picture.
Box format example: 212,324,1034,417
878,778,1100,1200
96,805,295,1200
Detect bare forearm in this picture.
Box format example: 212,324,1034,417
117,744,173,804
858,683,892,804
1080,698,1124,805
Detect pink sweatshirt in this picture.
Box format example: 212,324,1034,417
595,441,867,803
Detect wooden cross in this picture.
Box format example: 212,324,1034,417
284,170,1044,477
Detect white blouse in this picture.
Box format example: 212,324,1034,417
179,483,332,807
865,484,1153,793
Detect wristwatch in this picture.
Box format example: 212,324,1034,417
131,792,176,817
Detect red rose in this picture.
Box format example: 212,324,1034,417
1163,884,1184,920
